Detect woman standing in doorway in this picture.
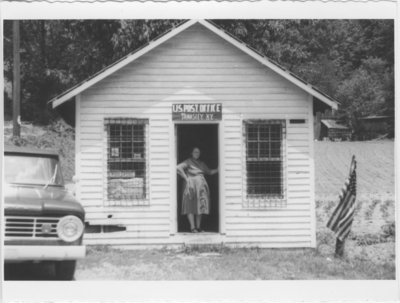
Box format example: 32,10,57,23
177,147,218,233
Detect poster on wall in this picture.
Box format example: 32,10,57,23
172,103,222,121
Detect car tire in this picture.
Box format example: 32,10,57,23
54,260,76,281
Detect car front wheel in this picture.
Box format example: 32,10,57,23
54,260,76,281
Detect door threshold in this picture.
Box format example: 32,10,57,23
178,232,218,235
174,233,224,245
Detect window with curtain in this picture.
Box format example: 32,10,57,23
104,117,149,206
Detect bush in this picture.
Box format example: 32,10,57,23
381,221,395,240
350,233,384,246
349,221,395,246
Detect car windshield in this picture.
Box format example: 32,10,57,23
4,154,64,186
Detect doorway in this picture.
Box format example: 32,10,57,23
176,124,219,233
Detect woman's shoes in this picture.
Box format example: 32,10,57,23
190,228,205,233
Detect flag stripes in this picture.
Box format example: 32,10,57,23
326,165,357,242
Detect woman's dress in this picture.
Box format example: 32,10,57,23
178,158,211,215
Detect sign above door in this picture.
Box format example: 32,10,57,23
172,103,222,121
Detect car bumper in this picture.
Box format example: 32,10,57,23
4,245,86,262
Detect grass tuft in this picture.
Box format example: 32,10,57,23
86,245,115,254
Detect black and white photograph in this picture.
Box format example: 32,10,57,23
1,1,398,302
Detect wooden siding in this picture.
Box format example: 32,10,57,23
78,23,314,247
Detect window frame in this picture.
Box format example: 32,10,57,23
102,117,150,207
242,119,287,208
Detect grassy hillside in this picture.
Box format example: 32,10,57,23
315,141,395,201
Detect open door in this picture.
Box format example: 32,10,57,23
176,124,219,233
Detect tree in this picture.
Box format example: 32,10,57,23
3,20,182,125
336,58,391,134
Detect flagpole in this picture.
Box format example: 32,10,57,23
335,239,345,258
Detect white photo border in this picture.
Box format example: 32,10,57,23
1,1,398,302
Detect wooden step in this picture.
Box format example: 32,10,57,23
173,233,224,245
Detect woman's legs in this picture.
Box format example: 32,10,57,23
195,214,202,229
187,214,195,230
186,214,203,231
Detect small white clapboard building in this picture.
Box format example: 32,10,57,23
50,19,339,249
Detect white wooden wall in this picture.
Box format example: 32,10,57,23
78,23,315,248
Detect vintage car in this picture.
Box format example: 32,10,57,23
4,146,86,280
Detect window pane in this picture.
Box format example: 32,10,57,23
247,125,258,141
270,124,281,141
259,142,270,158
246,161,283,196
259,124,270,141
247,142,258,158
5,155,64,186
270,141,281,158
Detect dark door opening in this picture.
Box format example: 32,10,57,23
176,124,219,233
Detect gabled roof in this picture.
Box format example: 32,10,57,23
321,119,350,130
49,19,339,110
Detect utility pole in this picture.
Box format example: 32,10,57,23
13,20,21,137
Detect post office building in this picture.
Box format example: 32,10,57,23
50,19,339,249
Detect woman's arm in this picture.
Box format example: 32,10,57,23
177,163,190,183
210,167,219,175
177,162,193,193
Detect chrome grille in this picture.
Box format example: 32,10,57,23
5,216,60,239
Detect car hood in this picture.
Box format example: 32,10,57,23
4,184,85,220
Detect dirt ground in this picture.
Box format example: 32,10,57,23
74,245,394,280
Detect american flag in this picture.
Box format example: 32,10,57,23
326,162,357,242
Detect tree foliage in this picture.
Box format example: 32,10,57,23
3,20,182,124
336,58,388,129
3,19,394,136
214,19,394,136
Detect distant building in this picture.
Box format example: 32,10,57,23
320,119,352,141
359,116,394,139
